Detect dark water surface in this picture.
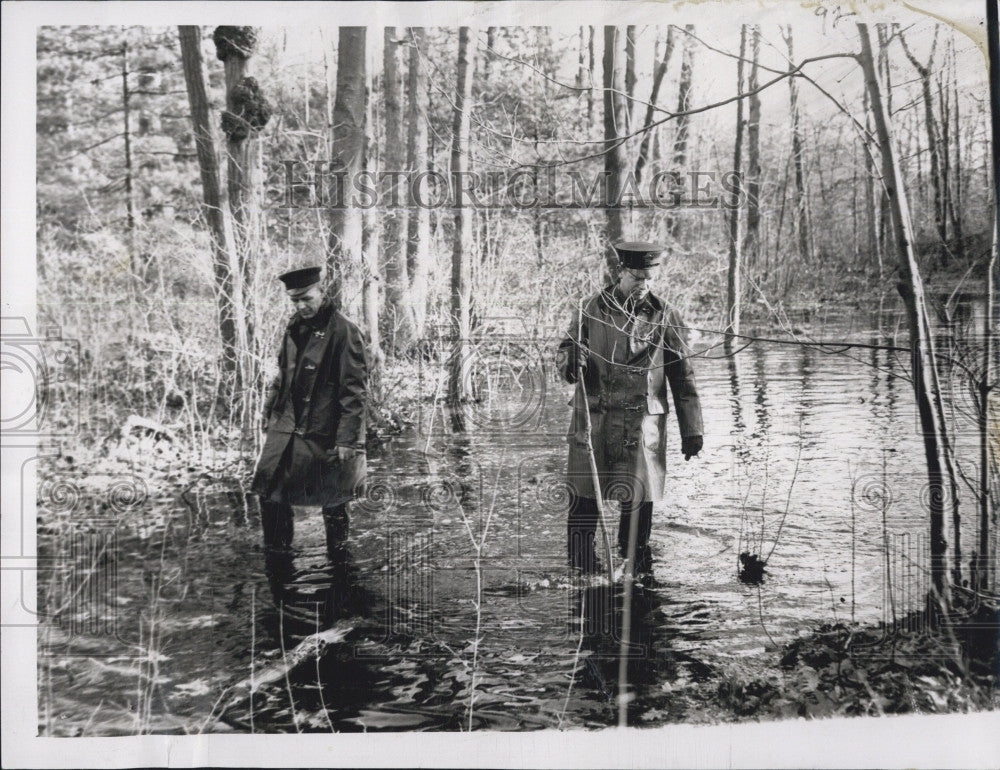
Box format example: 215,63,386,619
38,304,986,733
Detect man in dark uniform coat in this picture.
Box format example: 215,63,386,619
557,242,703,575
251,266,367,557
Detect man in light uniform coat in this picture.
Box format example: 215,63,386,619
251,266,367,557
557,242,703,574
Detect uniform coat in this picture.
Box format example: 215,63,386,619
557,286,702,503
252,303,367,507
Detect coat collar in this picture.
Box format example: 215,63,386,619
289,300,333,331
599,284,665,316
284,301,336,369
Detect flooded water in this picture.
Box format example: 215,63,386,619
37,302,987,733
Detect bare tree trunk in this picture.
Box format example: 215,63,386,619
213,26,268,397
214,28,264,298
876,25,893,259
624,25,637,130
121,38,137,270
320,27,335,138
900,30,947,253
634,26,674,186
577,27,586,88
979,0,999,593
587,26,596,126
485,27,497,82
448,27,474,404
406,28,431,340
726,26,747,352
382,27,412,352
946,38,965,259
938,63,952,246
859,22,952,610
744,26,761,276
783,25,812,263
668,25,696,238
178,25,238,374
362,49,382,363
328,27,366,320
603,26,629,275
862,86,882,278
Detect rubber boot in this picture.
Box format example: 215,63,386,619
321,504,350,559
261,501,294,550
618,501,653,575
568,496,602,574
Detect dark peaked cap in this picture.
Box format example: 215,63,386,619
613,241,665,269
278,266,322,291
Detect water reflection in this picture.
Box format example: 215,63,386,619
751,342,771,443
569,574,703,725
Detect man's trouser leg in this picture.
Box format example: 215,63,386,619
568,496,601,574
261,501,294,549
618,500,653,572
322,503,350,558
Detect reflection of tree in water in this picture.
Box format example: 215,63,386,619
727,353,749,462
796,343,813,427
568,578,713,725
751,342,771,443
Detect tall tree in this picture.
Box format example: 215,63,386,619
449,27,475,404
624,25,637,130
212,27,270,303
382,27,412,351
744,26,761,274
899,30,947,251
726,26,747,352
120,36,137,267
668,24,696,238
875,24,894,258
783,25,812,263
603,26,629,275
328,27,367,320
406,28,432,340
858,22,953,609
587,26,597,126
634,26,675,186
362,43,383,362
178,25,238,375
485,27,497,81
980,0,999,593
944,38,965,259
862,86,882,276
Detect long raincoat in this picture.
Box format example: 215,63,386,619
251,302,367,507
557,286,702,503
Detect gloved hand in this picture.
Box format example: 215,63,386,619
681,435,703,460
570,342,589,375
558,341,589,383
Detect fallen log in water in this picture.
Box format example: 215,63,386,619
211,619,356,724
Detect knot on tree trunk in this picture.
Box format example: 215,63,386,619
221,76,272,142
212,26,258,61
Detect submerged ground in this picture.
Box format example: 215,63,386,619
36,305,997,733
